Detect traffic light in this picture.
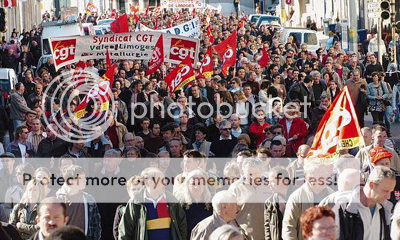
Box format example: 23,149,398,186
0,8,7,33
381,0,390,20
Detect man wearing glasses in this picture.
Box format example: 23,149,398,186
5,126,35,165
210,120,237,171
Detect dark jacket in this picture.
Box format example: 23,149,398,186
2,54,18,72
118,188,187,240
56,187,102,240
36,137,69,169
265,193,285,240
338,189,391,240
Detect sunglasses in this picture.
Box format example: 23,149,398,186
222,128,231,131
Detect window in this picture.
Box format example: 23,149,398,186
289,33,301,43
304,33,317,45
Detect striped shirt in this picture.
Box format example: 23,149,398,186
27,131,46,152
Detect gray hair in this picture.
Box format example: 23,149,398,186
351,69,361,75
104,149,121,158
368,166,395,183
212,190,237,212
304,161,323,178
209,225,243,240
241,158,262,170
219,120,231,130
311,71,321,78
174,169,212,208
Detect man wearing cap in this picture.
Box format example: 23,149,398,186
356,125,400,172
365,146,400,205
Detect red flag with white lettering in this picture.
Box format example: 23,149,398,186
110,14,129,33
214,31,237,76
206,24,214,44
258,46,270,68
197,46,213,79
306,86,365,165
74,64,117,119
164,56,195,93
146,34,164,76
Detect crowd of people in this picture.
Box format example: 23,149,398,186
0,5,400,240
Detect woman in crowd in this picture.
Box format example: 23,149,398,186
229,77,242,94
234,91,252,131
249,108,269,147
300,206,336,240
367,71,389,123
33,167,56,197
174,169,213,239
120,146,142,175
270,74,287,102
5,164,35,217
192,125,213,157
9,179,45,239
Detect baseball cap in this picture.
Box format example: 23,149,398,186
369,147,392,164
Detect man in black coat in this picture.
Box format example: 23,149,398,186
210,120,237,171
2,49,18,72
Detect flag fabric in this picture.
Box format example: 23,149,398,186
85,2,96,14
306,86,365,165
110,14,129,33
197,46,213,79
238,16,246,29
4,0,16,8
145,5,149,15
71,61,87,88
105,48,111,69
130,3,139,14
146,34,164,76
110,9,118,19
164,55,195,93
74,64,116,119
214,31,237,76
154,17,158,30
206,24,214,44
258,46,270,68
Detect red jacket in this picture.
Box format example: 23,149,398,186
278,117,308,156
249,122,269,147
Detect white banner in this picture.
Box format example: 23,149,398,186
49,32,200,70
161,0,205,9
140,17,201,38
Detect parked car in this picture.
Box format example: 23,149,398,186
279,27,321,53
256,15,281,28
0,68,17,94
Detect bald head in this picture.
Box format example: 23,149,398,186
297,145,310,166
338,169,361,192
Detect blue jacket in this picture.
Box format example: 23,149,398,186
366,82,389,106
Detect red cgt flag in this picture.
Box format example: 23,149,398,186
197,46,213,79
214,31,237,76
74,64,117,119
206,24,214,44
146,34,164,76
110,14,129,33
164,55,195,93
306,86,365,165
258,46,270,68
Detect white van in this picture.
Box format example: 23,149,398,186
279,28,320,53
41,21,82,56
0,68,17,94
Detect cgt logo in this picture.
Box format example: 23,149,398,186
169,38,196,62
51,39,77,65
